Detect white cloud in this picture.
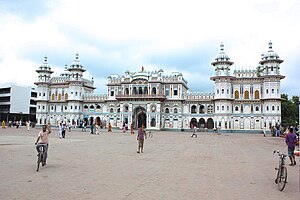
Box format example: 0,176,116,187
0,0,299,96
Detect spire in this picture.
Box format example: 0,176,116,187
268,40,272,50
68,52,86,73
220,42,224,52
212,42,232,63
43,55,48,64
73,52,80,65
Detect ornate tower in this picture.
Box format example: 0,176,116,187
259,41,285,127
34,56,53,125
66,53,87,124
210,43,234,130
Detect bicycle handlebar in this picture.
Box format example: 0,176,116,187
273,150,287,157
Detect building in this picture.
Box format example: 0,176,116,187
34,42,284,132
0,83,37,123
34,54,95,126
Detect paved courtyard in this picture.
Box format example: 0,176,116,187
0,127,299,200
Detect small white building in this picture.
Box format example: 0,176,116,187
0,83,37,122
34,42,285,132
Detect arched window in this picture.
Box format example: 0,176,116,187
174,108,178,113
266,89,269,94
125,88,129,95
84,105,88,109
96,105,101,109
117,108,120,113
90,105,94,109
272,106,275,111
152,87,156,95
266,106,269,111
110,108,114,113
244,90,249,99
235,106,239,111
58,94,61,101
199,105,205,113
221,89,224,94
144,87,148,94
255,106,259,111
138,87,143,94
165,108,169,113
151,118,156,127
254,90,259,99
191,105,197,113
65,93,68,100
133,87,137,95
124,105,129,112
234,91,239,99
52,94,55,101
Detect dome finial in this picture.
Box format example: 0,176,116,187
44,54,48,63
268,40,272,49
75,52,79,60
220,42,224,51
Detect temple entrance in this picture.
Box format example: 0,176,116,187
133,106,147,128
207,118,214,129
138,112,146,128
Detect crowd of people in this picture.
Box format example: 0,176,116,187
2,120,35,130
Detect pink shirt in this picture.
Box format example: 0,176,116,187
38,130,50,144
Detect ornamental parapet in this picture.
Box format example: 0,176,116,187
183,92,214,100
83,94,108,101
115,94,166,101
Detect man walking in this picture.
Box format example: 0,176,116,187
137,127,146,153
191,125,197,138
285,127,297,166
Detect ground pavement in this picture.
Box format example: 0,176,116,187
0,127,299,200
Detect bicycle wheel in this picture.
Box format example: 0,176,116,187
36,152,42,172
277,166,287,191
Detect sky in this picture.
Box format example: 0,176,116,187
0,0,299,97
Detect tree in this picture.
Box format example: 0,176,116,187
281,94,299,126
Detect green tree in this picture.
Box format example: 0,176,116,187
281,94,299,126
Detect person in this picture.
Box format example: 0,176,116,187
285,127,297,166
16,121,19,129
95,122,100,135
191,125,197,138
90,121,94,134
108,123,112,132
26,121,30,131
2,120,6,129
67,122,71,132
137,127,146,153
82,122,87,132
263,127,266,137
35,124,51,166
276,127,280,137
130,123,134,134
19,120,22,129
62,123,66,138
58,123,63,139
122,122,126,133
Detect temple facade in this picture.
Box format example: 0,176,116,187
34,42,285,132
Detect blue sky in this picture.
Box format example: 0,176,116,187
0,0,299,97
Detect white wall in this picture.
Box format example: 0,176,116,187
10,85,32,114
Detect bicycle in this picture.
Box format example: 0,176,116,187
36,143,47,172
273,150,288,191
146,130,153,139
